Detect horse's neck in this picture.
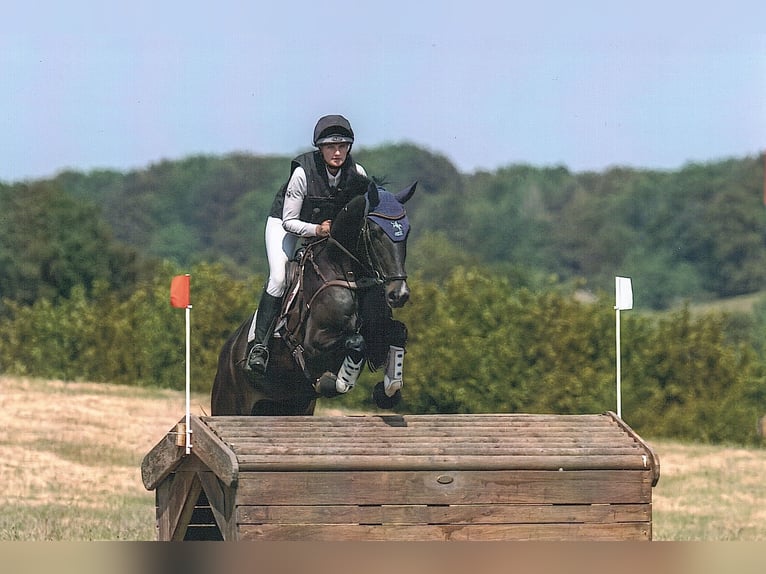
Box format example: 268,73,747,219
303,240,352,285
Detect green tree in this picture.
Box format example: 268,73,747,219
624,306,763,443
0,181,139,310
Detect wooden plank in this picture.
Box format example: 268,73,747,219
207,421,621,434
198,471,238,541
607,411,661,486
142,415,240,490
154,481,171,540
199,413,658,475
221,427,628,447
222,433,641,446
224,438,635,451
237,521,651,541
220,431,624,445
204,413,615,425
203,418,621,439
208,416,616,427
236,469,653,506
227,437,634,454
203,414,621,435
226,444,644,456
236,453,654,472
187,415,239,487
237,503,651,525
142,428,185,491
154,471,202,541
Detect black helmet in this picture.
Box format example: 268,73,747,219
313,114,354,146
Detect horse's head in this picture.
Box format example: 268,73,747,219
364,181,417,308
331,181,417,308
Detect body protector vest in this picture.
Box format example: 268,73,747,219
269,151,370,223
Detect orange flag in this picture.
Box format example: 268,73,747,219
170,274,190,308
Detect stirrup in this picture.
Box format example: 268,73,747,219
246,343,269,373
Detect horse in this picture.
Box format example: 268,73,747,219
211,181,417,416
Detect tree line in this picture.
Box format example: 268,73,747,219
34,145,766,310
1,147,765,444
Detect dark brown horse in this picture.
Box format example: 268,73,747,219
211,182,416,416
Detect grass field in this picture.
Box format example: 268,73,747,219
1,375,765,541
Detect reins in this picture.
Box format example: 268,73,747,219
323,216,408,286
299,217,408,316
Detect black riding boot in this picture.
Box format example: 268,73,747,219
246,292,282,373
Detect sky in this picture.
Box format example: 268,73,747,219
1,1,764,182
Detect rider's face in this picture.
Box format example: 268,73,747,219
320,143,350,173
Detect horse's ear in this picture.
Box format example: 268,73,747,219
395,181,418,204
366,181,380,211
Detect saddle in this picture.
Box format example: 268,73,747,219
273,248,307,347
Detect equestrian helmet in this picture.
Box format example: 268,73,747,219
313,114,354,146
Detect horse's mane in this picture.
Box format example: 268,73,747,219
330,191,369,249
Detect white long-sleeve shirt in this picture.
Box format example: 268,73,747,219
281,163,367,237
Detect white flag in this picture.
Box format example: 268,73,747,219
615,276,633,310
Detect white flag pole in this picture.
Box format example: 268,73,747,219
170,274,192,453
614,277,633,420
185,304,192,454
615,305,622,419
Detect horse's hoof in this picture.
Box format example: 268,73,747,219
315,372,342,398
372,381,401,409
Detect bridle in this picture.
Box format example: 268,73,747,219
324,215,408,286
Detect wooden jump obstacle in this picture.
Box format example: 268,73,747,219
141,412,660,541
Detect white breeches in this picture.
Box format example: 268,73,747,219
264,216,299,297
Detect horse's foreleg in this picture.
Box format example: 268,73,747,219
371,319,407,409
335,333,365,392
383,345,405,397
314,333,365,396
382,319,408,396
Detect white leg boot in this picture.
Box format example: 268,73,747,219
334,355,364,393
383,346,405,397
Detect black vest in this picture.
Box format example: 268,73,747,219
269,151,370,224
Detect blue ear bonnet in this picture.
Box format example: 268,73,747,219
367,187,410,242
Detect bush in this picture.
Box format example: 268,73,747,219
0,262,260,391
0,265,762,444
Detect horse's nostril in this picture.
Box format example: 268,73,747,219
388,287,409,307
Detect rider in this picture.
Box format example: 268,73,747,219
245,114,372,373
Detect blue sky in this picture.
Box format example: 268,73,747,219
1,1,764,181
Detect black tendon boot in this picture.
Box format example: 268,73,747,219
246,292,282,373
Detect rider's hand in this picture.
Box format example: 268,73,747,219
316,220,332,237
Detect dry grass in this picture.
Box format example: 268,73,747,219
1,375,765,540
0,376,208,509
0,376,208,539
651,441,766,540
